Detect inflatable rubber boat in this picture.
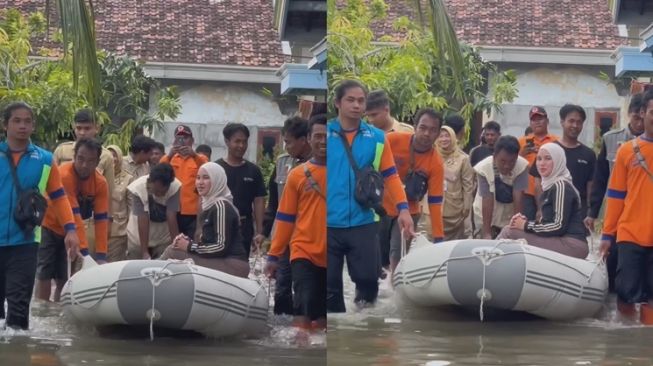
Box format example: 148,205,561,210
393,236,608,320
61,259,268,338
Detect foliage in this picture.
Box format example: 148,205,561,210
53,0,102,108
257,143,284,190
327,0,518,143
0,9,181,152
100,53,181,153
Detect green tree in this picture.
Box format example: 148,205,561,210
328,0,517,143
0,9,180,152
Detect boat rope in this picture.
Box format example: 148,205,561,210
149,275,157,341
66,260,267,339
479,255,487,322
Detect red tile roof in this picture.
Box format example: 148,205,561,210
0,0,285,67
346,0,625,50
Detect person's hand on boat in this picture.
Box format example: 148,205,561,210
510,215,527,231
97,259,107,265
64,231,82,261
264,260,278,278
141,251,151,260
583,216,595,232
173,234,191,251
599,240,611,259
397,209,415,238
253,234,265,253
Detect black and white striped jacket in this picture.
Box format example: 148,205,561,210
525,181,587,242
189,200,246,260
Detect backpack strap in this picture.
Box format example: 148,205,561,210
303,163,325,200
631,138,653,182
408,136,416,174
338,130,361,173
5,151,23,193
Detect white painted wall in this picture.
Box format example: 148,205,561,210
488,65,627,147
149,81,290,162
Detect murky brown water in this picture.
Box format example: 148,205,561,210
0,259,325,366
326,217,653,366
327,271,653,366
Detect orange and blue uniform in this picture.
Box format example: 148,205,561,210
268,160,326,267
43,163,109,260
384,132,445,241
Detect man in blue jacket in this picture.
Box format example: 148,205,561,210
0,102,80,329
327,80,415,313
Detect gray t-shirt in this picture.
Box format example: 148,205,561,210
478,169,529,198
131,191,180,216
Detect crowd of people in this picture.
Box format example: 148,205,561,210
327,79,653,323
2,78,652,330
0,101,327,331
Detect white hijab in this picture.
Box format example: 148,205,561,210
198,162,237,214
539,143,579,198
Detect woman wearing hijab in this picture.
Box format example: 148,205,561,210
106,145,135,262
437,125,475,240
161,162,249,278
497,143,588,259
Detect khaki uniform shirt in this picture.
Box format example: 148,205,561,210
122,154,150,179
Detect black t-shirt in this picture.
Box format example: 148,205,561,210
470,145,494,167
529,141,596,210
216,159,267,218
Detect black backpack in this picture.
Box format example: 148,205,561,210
493,163,514,204
6,153,48,237
403,141,428,201
339,131,386,217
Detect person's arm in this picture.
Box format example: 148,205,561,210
477,175,494,239
460,156,475,216
252,166,268,248
589,141,609,219
97,151,115,220
512,169,529,215
46,162,81,258
379,137,413,235
268,172,298,259
92,178,110,262
524,182,573,237
137,214,150,258
427,155,445,242
46,163,76,234
129,192,150,258
166,190,181,240
602,147,628,243
263,166,278,238
188,201,233,257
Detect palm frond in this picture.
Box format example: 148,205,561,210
413,0,466,101
56,0,101,108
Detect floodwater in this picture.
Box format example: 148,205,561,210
0,257,326,366
328,228,653,366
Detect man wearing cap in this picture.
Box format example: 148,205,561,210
518,106,558,220
159,125,208,237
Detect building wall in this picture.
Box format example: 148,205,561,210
488,64,626,147
149,81,292,162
